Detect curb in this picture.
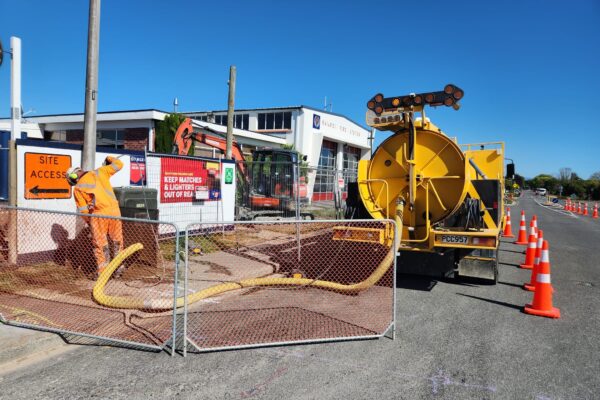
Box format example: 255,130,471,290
0,322,67,368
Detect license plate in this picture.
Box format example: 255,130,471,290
441,235,468,244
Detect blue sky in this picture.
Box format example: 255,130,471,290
1,0,599,178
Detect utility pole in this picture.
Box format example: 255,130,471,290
7,37,21,263
82,0,101,170
9,37,21,143
225,65,236,160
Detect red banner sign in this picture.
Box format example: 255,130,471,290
160,157,208,203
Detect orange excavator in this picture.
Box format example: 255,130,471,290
171,118,312,220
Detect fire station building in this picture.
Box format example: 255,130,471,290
1,106,371,201
185,106,371,200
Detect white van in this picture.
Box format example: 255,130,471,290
536,188,547,196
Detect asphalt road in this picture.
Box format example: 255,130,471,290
1,193,599,399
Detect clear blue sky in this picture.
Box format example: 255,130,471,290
1,0,599,178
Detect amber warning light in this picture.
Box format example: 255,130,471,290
366,84,464,116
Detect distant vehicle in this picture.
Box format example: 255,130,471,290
536,188,547,196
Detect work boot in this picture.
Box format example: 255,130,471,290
93,265,107,281
114,264,128,279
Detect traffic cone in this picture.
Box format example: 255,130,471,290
524,229,544,291
577,202,582,214
524,240,560,319
583,203,589,216
564,199,569,211
502,207,515,238
532,215,538,234
593,203,598,219
520,225,537,269
514,211,528,245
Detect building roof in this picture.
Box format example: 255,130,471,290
3,109,170,124
183,105,369,131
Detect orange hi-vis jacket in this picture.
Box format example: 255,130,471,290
74,156,123,216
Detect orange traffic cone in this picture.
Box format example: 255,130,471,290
502,207,515,238
593,203,598,219
524,229,544,291
532,215,538,234
564,199,569,211
583,203,589,216
524,240,560,318
577,202,582,214
520,225,537,269
514,211,528,245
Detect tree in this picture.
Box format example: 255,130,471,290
527,174,558,192
558,167,572,181
590,171,600,181
154,113,188,154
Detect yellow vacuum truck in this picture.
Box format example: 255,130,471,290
345,84,508,283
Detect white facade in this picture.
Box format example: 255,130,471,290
185,106,371,167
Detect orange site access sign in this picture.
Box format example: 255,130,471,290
24,152,72,199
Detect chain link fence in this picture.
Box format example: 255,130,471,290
235,160,357,221
0,206,180,353
1,208,395,356
182,219,396,354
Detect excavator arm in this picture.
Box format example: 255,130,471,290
172,117,246,174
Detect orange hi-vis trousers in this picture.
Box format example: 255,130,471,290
89,207,123,271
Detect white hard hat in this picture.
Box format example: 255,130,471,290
66,167,82,186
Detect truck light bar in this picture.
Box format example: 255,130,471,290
367,84,464,116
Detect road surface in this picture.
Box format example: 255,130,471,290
1,193,599,399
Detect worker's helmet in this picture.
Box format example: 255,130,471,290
66,167,82,186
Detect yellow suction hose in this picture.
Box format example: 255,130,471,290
93,220,400,311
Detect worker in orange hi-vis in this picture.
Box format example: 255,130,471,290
66,156,124,277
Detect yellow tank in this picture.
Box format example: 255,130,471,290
358,85,504,255
359,119,468,240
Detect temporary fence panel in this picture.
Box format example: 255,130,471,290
235,159,312,220
146,153,236,232
183,219,396,354
0,206,180,352
235,160,356,221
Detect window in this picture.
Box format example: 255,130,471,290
44,130,66,141
213,113,249,129
96,129,125,149
215,115,227,126
314,140,337,194
234,114,249,130
257,111,292,130
343,145,361,191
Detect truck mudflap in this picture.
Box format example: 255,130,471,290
456,249,498,284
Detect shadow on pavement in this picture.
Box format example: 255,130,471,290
498,281,524,289
396,275,437,291
499,248,526,254
457,293,522,311
499,261,521,268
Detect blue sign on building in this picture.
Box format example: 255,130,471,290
312,114,321,129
